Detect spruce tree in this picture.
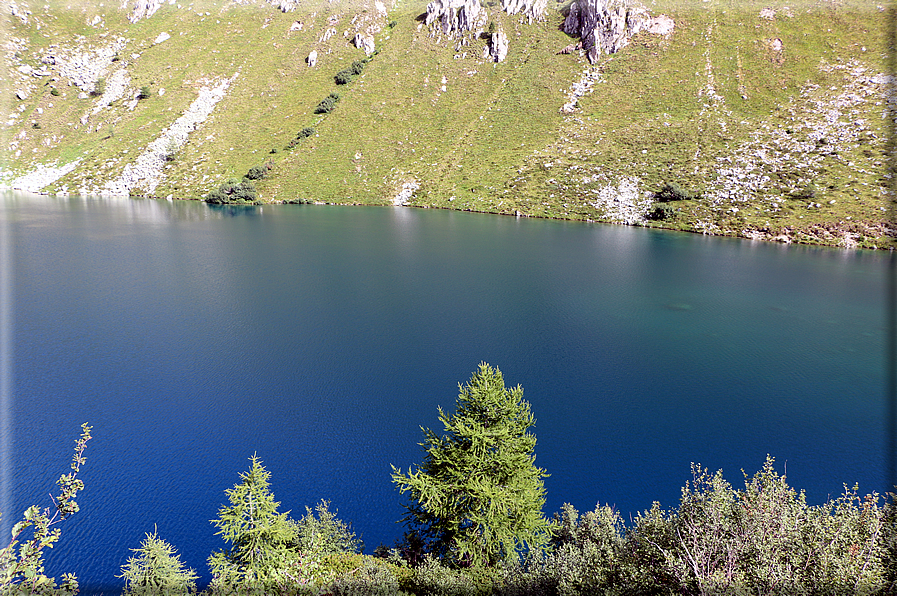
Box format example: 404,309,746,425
392,363,551,567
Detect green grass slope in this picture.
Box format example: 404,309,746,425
1,0,891,248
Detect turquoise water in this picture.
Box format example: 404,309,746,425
0,193,888,591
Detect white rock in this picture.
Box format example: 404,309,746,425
154,31,171,44
307,50,318,67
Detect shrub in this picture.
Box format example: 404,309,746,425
0,423,92,594
137,85,151,100
329,559,402,596
335,70,354,85
407,556,496,596
315,93,340,114
647,204,676,221
205,179,259,205
118,528,198,594
50,87,60,96
246,164,270,181
91,78,106,97
293,500,363,557
655,181,698,202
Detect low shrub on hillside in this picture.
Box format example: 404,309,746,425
288,127,316,149
137,86,151,100
315,93,341,114
245,162,272,181
655,181,699,202
91,78,106,97
647,203,676,221
335,60,368,85
205,178,259,204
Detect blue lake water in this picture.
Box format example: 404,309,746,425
0,192,889,592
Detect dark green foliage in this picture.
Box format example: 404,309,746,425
205,179,258,204
655,181,699,202
335,70,354,85
0,423,91,594
315,93,340,114
245,163,270,181
31,122,40,129
138,86,151,100
392,363,551,567
297,127,315,139
329,560,402,596
118,528,198,595
647,203,676,221
388,20,397,28
91,78,105,97
50,87,60,96
293,500,363,557
208,455,299,590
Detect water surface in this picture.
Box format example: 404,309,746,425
0,193,887,591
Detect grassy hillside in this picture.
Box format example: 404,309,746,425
1,0,892,248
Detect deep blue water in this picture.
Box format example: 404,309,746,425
0,193,888,592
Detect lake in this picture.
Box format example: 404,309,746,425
0,192,888,592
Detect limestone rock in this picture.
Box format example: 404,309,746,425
128,0,163,24
501,0,546,21
153,31,171,44
268,0,301,12
290,20,303,30
484,30,508,62
307,50,317,67
646,14,673,36
354,33,375,54
16,88,30,100
425,0,484,38
562,0,655,64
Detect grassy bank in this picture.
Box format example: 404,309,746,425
1,0,892,248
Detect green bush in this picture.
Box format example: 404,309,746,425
245,164,270,181
50,87,60,96
118,528,198,594
91,78,105,97
655,182,698,202
335,70,354,85
315,93,340,114
329,559,402,596
407,556,496,596
297,127,315,139
137,86,151,100
205,178,259,205
293,500,363,557
647,204,676,221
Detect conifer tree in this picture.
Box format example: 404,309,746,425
392,363,551,567
208,455,298,589
119,528,198,595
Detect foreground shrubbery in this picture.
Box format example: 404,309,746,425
4,377,896,595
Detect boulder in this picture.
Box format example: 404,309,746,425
268,0,301,11
484,30,509,62
562,0,654,64
307,50,317,67
354,33,375,54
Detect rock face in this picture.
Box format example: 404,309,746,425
484,30,509,62
127,0,163,24
562,0,653,63
501,0,547,21
354,33,376,54
425,0,485,37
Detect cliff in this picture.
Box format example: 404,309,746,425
1,0,891,248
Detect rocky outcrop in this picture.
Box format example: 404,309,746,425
126,0,164,23
40,38,129,92
267,0,301,12
501,0,546,22
425,0,485,38
484,30,508,62
563,0,666,64
354,33,375,54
